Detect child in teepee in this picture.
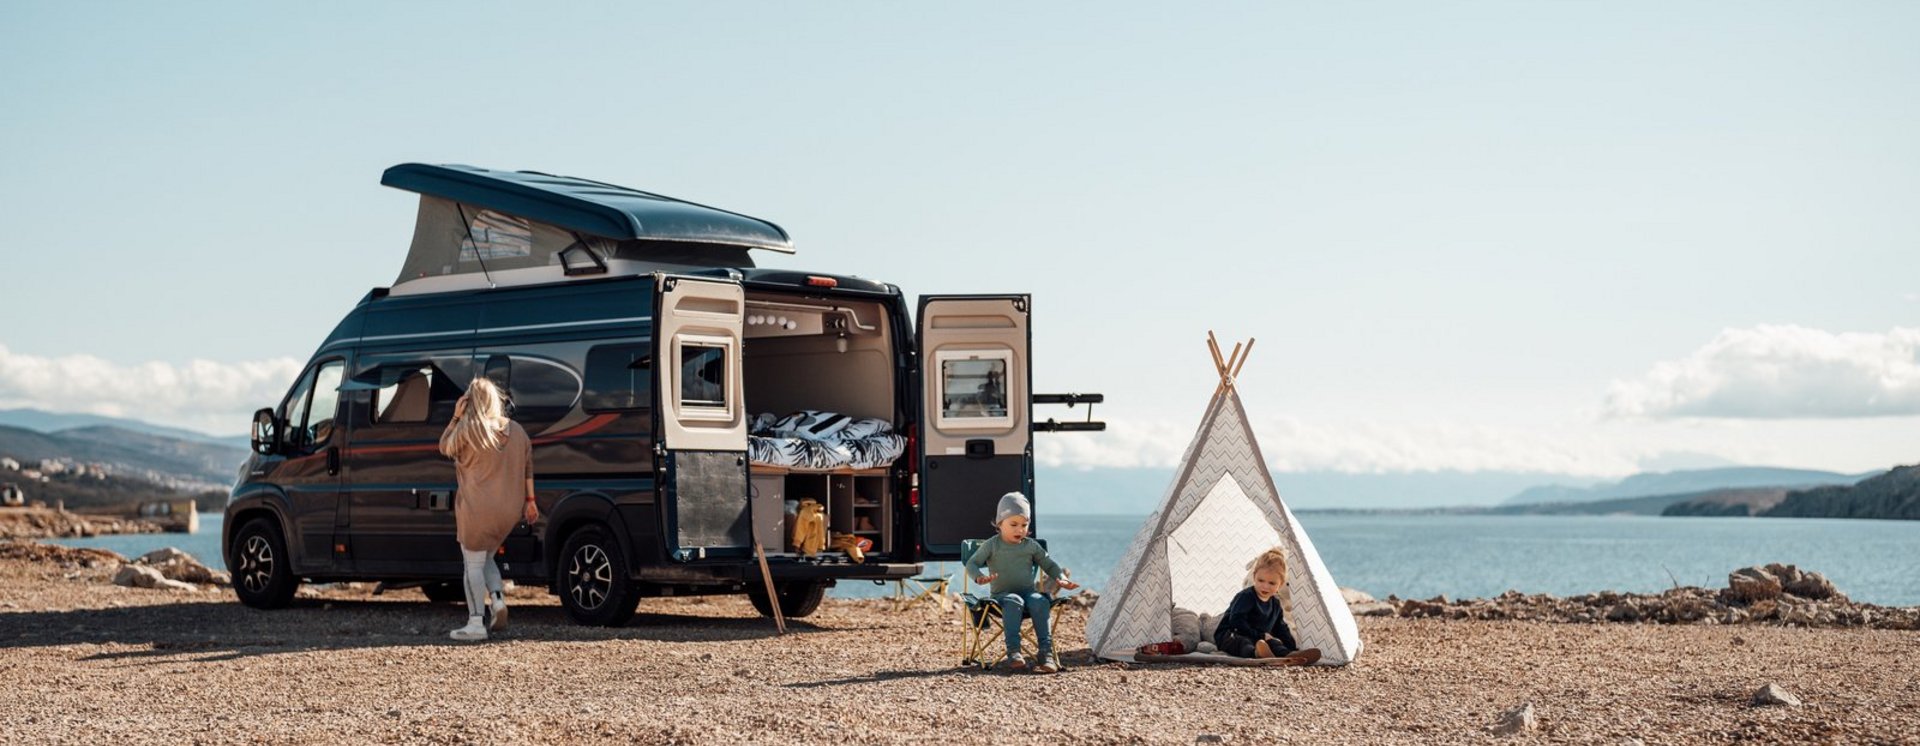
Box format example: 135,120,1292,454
1214,547,1321,664
965,492,1078,673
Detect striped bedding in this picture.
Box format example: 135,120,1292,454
747,410,907,470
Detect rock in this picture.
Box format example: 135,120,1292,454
1605,604,1640,622
1778,567,1843,601
1726,567,1783,603
1752,682,1801,707
1490,702,1537,735
137,547,194,565
112,563,198,592
1350,601,1395,617
1340,588,1377,605
134,547,227,586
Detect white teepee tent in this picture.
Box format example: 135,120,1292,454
1085,335,1363,665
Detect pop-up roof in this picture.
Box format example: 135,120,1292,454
381,163,794,295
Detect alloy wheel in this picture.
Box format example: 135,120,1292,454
239,534,275,594
567,543,612,610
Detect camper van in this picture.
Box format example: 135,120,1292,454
225,164,1101,626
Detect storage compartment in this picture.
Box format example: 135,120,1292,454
754,466,891,557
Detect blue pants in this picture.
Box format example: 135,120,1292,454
997,591,1052,659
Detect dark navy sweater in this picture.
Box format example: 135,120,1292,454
1215,586,1298,651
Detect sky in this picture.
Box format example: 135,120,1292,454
2,2,1916,482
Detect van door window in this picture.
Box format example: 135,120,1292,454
934,348,1013,429
305,362,345,446
583,343,651,412
284,360,344,450
677,338,732,416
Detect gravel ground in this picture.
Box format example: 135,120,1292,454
1,547,1917,745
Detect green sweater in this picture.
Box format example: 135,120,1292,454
964,536,1064,596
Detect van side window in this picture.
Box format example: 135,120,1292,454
370,365,460,425
507,357,581,426
583,344,651,412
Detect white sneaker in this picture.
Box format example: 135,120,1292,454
489,593,509,632
449,617,488,642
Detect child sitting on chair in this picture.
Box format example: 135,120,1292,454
1215,547,1318,664
965,492,1078,673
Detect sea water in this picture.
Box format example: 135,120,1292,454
47,512,1920,606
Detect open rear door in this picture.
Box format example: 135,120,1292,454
655,274,751,561
917,295,1033,559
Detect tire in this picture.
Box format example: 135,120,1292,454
747,581,827,619
556,524,640,626
421,581,466,604
229,517,299,609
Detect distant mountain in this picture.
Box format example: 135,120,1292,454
0,408,248,448
1503,467,1873,506
0,424,246,489
1486,487,1783,517
1656,488,1796,517
1760,465,1920,520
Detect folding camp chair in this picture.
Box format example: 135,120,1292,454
956,538,1074,670
891,570,952,613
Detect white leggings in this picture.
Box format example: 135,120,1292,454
461,548,503,619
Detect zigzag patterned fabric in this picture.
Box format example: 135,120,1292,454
1084,389,1364,665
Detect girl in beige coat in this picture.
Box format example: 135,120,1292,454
438,378,538,641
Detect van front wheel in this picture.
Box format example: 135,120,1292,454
747,581,826,619
230,517,299,609
556,525,639,627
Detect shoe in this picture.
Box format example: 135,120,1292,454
1280,648,1322,666
489,592,509,632
449,617,488,642
1004,654,1027,671
1032,655,1058,674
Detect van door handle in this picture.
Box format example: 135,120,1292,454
326,446,341,475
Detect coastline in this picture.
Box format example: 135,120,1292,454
0,506,172,540
1,543,1915,743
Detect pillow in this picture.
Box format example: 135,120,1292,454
1170,607,1201,651
770,410,853,441
837,416,894,440
1198,612,1221,645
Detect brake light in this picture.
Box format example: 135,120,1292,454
805,275,838,288
910,486,920,508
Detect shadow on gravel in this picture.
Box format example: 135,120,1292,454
0,596,825,663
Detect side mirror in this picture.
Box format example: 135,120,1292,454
251,408,281,455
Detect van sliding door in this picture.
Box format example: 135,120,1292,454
654,275,752,560
916,295,1033,560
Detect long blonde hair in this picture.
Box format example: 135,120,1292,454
440,377,509,459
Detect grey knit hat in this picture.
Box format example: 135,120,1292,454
993,492,1031,526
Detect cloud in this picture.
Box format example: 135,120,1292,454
1605,325,1920,419
0,344,303,435
1036,414,1643,476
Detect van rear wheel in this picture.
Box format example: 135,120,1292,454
556,525,639,626
747,581,827,619
230,517,299,609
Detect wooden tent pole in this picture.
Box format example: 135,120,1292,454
1231,338,1256,379
754,540,786,634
